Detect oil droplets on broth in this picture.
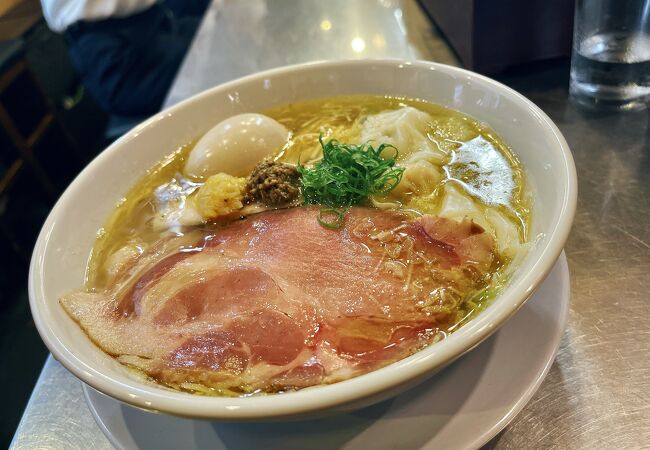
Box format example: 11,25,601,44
65,95,531,397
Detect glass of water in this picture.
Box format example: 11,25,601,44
570,0,650,110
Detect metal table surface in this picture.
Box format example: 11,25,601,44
11,1,649,448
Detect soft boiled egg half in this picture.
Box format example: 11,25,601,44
184,113,290,179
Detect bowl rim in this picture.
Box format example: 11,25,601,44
29,58,577,419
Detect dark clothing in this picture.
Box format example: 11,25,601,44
64,0,209,115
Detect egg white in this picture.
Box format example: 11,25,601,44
184,113,290,179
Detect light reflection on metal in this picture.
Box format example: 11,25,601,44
163,0,460,107
351,37,366,53
393,8,406,35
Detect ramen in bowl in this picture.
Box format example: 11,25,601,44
59,95,530,397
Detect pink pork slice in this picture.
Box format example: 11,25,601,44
60,206,494,395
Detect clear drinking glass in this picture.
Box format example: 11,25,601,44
570,0,650,110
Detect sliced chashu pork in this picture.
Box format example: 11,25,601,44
61,206,494,395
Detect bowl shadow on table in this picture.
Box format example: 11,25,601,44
562,102,650,156
117,337,498,450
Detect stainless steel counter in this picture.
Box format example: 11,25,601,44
11,0,650,448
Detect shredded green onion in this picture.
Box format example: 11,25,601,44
298,137,405,217
317,208,346,229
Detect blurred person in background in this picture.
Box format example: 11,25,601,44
40,0,210,116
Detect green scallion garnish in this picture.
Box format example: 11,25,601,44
298,136,404,229
317,208,346,230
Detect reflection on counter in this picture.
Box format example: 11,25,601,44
165,0,459,107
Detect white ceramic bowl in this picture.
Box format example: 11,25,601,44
29,60,577,420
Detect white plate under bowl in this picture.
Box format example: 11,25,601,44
84,253,570,450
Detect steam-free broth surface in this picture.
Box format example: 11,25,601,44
64,95,530,396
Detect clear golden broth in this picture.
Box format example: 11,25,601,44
86,95,529,310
